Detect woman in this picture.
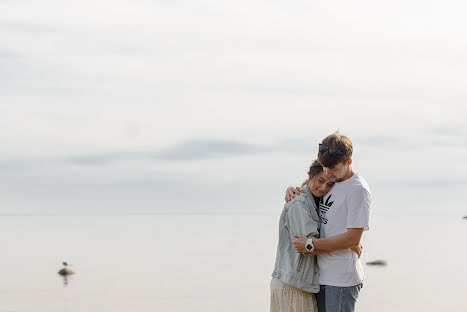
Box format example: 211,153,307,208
270,160,335,312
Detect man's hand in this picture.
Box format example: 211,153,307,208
292,234,309,253
351,244,363,258
285,186,304,202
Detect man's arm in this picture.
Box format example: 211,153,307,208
306,244,363,258
292,228,364,253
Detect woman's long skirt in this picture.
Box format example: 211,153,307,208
270,278,318,312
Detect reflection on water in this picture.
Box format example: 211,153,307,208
60,274,70,287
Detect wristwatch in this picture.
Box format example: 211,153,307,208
305,239,315,252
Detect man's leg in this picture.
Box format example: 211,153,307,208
315,285,326,312
323,284,362,312
340,284,362,312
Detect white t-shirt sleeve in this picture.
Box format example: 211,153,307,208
346,188,371,230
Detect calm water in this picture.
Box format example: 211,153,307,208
0,212,466,311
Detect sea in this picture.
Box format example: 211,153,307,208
0,211,466,312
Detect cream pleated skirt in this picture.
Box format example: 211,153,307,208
270,278,318,312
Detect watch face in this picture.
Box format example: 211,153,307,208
306,244,312,250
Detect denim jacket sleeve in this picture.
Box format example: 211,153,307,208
286,202,319,240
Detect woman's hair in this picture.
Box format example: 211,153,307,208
301,159,323,187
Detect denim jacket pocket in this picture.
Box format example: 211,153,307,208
296,254,304,272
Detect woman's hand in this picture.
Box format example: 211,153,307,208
351,243,363,258
285,186,303,202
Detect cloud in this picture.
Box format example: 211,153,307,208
0,21,62,33
62,139,275,165
418,127,467,148
154,139,273,160
355,131,467,150
63,137,324,166
425,127,465,137
371,177,467,187
354,136,402,147
0,49,20,59
0,139,281,170
67,153,128,165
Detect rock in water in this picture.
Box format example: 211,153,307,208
366,260,387,266
58,268,74,276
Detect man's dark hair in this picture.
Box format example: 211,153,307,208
318,131,353,168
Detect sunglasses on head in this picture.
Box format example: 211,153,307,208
319,143,345,157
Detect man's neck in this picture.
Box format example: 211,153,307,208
337,165,354,182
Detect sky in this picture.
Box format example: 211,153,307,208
1,0,467,215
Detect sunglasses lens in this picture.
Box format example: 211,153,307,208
319,144,345,157
319,144,328,153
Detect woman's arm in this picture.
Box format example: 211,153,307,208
287,202,319,242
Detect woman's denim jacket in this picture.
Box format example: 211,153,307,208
271,185,320,293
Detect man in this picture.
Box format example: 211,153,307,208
286,131,371,312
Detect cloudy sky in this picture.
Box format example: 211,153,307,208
1,0,466,215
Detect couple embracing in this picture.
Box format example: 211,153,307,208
271,132,371,312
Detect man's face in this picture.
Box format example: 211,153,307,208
323,161,349,182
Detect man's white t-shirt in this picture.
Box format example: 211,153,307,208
317,172,371,287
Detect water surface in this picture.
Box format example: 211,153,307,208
0,212,465,311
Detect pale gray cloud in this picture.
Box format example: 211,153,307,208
0,49,20,59
154,139,273,160
67,153,128,166
0,139,276,169
4,132,466,172
356,132,467,150
425,127,465,137
0,21,62,33
1,0,466,216
354,136,402,147
65,139,279,165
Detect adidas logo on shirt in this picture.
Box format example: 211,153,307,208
319,194,334,225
